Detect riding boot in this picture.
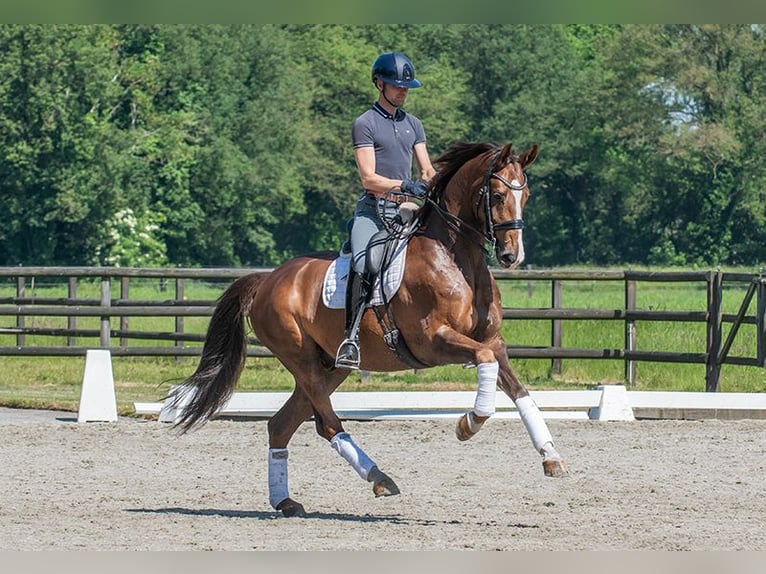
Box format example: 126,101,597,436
335,271,370,369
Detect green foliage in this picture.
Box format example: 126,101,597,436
2,25,766,268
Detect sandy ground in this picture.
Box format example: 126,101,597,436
1,413,764,551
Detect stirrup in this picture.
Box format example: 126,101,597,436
335,338,361,369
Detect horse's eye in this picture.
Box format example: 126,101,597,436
492,192,505,204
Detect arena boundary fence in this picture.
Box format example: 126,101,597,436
1,266,765,399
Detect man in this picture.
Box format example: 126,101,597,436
335,51,436,370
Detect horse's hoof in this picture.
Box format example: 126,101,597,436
276,497,306,517
455,412,485,441
543,459,569,478
368,466,400,498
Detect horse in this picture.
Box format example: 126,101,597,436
170,141,568,517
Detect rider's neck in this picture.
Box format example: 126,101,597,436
377,96,400,117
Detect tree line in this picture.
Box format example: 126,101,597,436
1,24,764,269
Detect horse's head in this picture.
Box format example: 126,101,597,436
430,141,538,268
480,142,538,269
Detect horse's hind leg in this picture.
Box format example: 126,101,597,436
289,359,400,499
266,388,313,517
267,361,399,516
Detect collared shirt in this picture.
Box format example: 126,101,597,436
351,102,427,183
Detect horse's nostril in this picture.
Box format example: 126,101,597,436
499,253,517,266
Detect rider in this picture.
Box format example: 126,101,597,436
335,51,436,369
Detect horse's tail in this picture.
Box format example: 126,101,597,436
171,272,267,433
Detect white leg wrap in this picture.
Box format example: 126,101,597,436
330,432,376,480
268,448,290,509
473,361,499,417
515,395,554,453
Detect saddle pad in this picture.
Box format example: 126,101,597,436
322,243,408,309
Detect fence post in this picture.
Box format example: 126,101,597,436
705,270,723,392
624,278,637,387
16,276,25,348
175,277,185,352
758,269,766,368
68,277,77,347
550,279,562,376
120,277,129,347
100,277,111,348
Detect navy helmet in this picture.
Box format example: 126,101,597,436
371,52,422,89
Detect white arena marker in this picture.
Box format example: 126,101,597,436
77,349,118,423
588,385,635,421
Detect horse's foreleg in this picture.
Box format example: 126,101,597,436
515,395,568,477
456,361,498,441
496,355,569,478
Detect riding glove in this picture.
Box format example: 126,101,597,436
400,178,429,199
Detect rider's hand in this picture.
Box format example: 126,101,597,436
401,178,428,199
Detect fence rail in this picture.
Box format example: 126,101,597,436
1,266,764,392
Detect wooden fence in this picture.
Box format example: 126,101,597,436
1,266,764,392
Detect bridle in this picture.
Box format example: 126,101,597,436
430,151,528,255
480,163,527,233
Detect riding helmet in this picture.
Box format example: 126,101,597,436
371,52,422,88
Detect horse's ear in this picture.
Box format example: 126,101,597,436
498,143,514,166
520,144,539,168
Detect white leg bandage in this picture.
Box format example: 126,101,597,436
268,448,290,509
473,361,499,417
330,432,376,480
515,395,554,453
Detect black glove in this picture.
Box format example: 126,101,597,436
401,178,428,199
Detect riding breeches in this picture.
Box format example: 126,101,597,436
350,194,399,275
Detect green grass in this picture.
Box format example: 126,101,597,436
1,269,764,415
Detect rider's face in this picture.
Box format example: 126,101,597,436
379,82,409,107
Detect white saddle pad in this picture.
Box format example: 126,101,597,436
322,242,408,309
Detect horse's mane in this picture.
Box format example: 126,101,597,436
429,142,500,199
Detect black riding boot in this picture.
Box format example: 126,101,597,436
335,270,370,369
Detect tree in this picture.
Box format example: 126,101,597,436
0,25,125,265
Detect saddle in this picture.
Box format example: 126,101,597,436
324,203,429,369
323,202,419,309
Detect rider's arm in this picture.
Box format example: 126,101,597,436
413,142,435,182
354,146,406,196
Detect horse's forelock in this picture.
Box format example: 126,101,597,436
496,143,519,170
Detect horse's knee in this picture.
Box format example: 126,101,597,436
476,349,497,364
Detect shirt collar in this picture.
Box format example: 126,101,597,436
372,102,405,121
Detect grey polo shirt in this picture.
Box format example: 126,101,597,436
352,102,427,183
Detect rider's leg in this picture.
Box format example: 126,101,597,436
335,270,369,369
335,204,379,369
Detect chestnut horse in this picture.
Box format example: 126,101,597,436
171,142,568,517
